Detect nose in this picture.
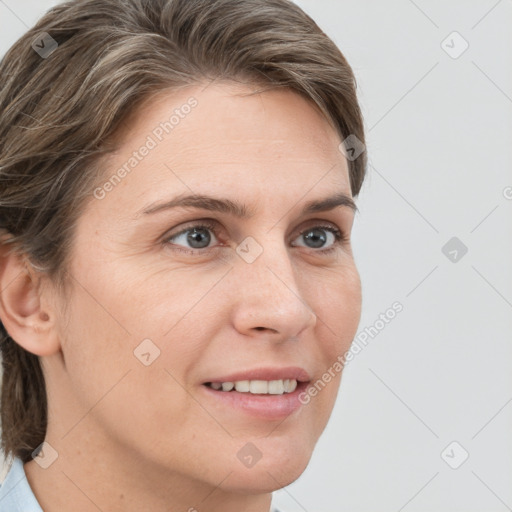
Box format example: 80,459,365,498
231,242,317,341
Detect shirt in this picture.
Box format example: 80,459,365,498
0,456,287,512
0,457,43,511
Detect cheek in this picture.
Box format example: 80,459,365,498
56,283,196,446
57,287,133,400
95,256,226,341
58,257,219,395
300,264,361,424
313,263,362,354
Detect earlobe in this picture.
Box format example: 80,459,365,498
0,245,60,357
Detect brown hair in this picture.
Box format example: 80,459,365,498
0,0,367,464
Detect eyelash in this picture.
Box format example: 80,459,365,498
162,220,348,256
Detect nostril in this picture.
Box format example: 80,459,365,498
253,327,278,333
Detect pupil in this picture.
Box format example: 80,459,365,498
305,229,326,248
188,228,211,248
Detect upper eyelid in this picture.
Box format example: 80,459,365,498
167,216,345,233
165,218,344,240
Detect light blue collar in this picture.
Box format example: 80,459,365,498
0,457,43,511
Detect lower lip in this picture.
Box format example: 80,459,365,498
200,381,309,420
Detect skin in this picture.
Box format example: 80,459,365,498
0,80,362,512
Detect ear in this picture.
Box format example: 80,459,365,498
0,241,61,356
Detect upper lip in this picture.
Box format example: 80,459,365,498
204,366,311,384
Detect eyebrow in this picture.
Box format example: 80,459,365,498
136,192,357,219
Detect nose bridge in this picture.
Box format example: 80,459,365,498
232,233,317,337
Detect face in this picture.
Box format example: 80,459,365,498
46,80,362,494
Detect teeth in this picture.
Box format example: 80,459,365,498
286,379,297,393
221,382,234,391
208,379,298,395
268,380,284,394
249,380,268,394
234,380,250,392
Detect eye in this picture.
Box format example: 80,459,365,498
162,221,347,256
291,224,346,253
163,221,220,254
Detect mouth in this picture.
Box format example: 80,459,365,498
203,378,301,395
200,368,311,419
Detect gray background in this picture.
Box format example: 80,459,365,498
1,1,511,511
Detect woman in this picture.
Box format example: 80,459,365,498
0,0,367,510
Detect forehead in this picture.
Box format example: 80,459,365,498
90,80,351,218
121,80,342,147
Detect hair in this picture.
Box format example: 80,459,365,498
0,0,367,464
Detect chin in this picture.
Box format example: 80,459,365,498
223,446,313,494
